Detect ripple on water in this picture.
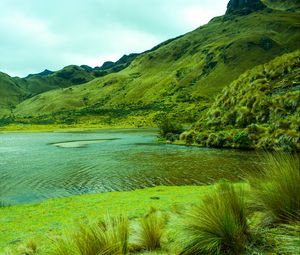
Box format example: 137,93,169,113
0,130,263,205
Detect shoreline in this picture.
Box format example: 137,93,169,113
0,124,156,133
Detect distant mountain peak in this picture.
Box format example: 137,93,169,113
26,69,54,78
226,0,267,15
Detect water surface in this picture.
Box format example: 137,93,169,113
0,129,261,205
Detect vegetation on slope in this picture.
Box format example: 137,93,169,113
263,0,300,11
0,54,140,119
179,50,300,151
8,8,300,128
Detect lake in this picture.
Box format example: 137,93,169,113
0,129,261,205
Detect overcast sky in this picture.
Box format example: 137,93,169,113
0,0,228,77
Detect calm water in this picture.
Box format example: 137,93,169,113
0,129,261,205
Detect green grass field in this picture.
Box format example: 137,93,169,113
0,185,219,253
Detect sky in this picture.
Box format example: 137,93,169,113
0,0,228,77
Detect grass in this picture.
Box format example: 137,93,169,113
265,223,300,255
2,240,38,255
0,185,220,254
0,123,148,132
179,182,250,255
49,214,129,255
135,208,166,251
249,152,300,225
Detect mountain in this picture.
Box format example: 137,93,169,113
0,53,140,119
0,0,299,135
181,50,300,151
11,3,300,127
0,72,27,118
226,0,267,15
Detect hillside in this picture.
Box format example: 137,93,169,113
263,0,300,11
179,50,300,151
0,72,27,118
10,7,300,127
0,54,139,119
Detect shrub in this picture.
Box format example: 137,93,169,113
195,133,208,145
185,132,195,145
233,131,252,148
136,208,166,251
158,117,183,138
256,137,276,150
247,123,260,133
165,133,179,142
249,152,300,225
206,133,226,148
180,182,250,255
206,133,218,147
277,135,297,152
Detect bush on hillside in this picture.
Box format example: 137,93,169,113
158,117,183,139
188,50,300,151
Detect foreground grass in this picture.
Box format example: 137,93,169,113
0,185,221,253
50,214,129,255
179,182,250,255
249,152,300,224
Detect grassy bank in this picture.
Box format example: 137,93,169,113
0,185,222,253
0,123,145,133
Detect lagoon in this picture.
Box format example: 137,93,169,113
0,129,261,205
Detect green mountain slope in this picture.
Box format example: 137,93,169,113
12,8,300,126
0,54,139,118
263,0,300,11
0,72,27,118
180,50,300,151
0,66,95,118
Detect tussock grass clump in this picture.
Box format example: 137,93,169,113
249,152,300,224
19,240,38,255
180,182,250,255
49,214,129,255
136,207,166,251
266,223,300,255
1,240,38,255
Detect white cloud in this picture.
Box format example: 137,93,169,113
0,0,229,77
1,13,62,46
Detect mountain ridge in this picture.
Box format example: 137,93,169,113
12,8,300,124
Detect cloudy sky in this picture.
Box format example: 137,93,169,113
0,0,228,77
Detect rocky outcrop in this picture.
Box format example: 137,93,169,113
226,0,267,15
